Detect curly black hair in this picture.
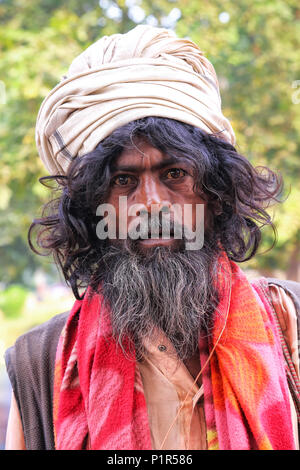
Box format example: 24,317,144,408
28,117,283,299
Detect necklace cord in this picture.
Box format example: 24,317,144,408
158,271,232,450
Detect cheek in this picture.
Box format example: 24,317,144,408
104,189,117,206
203,205,211,231
178,187,207,231
97,192,120,237
181,203,206,233
172,180,194,198
168,177,201,206
104,192,122,221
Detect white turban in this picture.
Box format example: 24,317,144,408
35,25,236,175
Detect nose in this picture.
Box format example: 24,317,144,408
136,175,171,213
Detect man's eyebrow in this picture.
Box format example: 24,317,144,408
110,156,191,173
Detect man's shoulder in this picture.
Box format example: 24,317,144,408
266,277,300,291
16,310,69,344
8,310,69,355
266,277,300,309
5,310,69,387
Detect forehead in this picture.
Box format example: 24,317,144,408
111,141,193,172
118,141,163,164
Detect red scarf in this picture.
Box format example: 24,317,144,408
53,253,296,449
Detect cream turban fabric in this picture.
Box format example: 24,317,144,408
36,25,236,175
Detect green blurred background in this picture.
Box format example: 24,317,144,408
0,0,300,353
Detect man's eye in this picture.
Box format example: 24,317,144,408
165,168,187,179
112,175,135,186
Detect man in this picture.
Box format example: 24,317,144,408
5,25,300,450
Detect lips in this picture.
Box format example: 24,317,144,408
138,237,175,246
139,229,175,240
137,228,176,248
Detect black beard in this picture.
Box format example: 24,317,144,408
87,235,220,362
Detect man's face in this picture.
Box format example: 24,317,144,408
95,139,219,360
105,140,207,251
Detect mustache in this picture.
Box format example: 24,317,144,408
105,217,187,257
128,216,183,238
137,221,180,240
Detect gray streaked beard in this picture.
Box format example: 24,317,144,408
93,239,220,362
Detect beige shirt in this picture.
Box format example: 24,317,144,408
139,333,206,450
138,285,300,450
